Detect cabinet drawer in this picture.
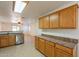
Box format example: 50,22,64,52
1,35,8,39
1,35,8,37
55,48,73,57
46,41,54,46
39,38,45,42
1,37,8,39
55,44,73,54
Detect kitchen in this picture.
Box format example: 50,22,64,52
0,1,79,57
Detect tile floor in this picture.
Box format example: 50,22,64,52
0,34,44,57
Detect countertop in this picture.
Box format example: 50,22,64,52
0,31,24,45
36,34,78,49
0,31,23,35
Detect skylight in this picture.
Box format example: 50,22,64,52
14,1,26,13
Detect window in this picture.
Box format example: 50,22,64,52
14,1,27,13
12,26,20,31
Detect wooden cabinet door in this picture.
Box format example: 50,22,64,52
43,16,50,29
55,44,73,54
60,4,77,28
38,38,45,54
45,42,52,57
9,35,16,46
45,41,54,57
55,48,73,57
50,12,59,28
51,46,55,57
0,36,1,47
0,35,9,47
39,17,44,28
35,37,39,49
39,16,50,29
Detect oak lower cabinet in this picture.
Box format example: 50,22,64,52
55,44,73,54
35,36,76,57
0,35,9,47
35,36,39,49
59,4,77,28
45,41,55,57
0,35,16,48
38,38,45,55
55,48,72,57
9,35,16,46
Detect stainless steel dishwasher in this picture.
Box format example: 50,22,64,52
16,33,24,45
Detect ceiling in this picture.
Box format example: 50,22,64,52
0,1,75,23
22,1,72,19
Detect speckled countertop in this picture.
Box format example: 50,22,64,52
36,34,78,49
0,31,23,35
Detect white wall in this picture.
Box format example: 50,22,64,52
23,18,42,35
0,22,23,31
0,22,12,31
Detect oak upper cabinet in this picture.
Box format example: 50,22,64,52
35,36,39,49
39,16,50,29
39,17,44,28
0,35,9,47
38,38,45,54
59,4,77,28
43,16,50,29
45,41,55,57
50,12,59,28
9,35,16,46
39,4,77,29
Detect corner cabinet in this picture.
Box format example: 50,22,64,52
59,4,77,28
39,4,78,29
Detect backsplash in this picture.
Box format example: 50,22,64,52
41,29,79,40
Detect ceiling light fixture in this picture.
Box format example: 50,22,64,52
14,1,29,13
